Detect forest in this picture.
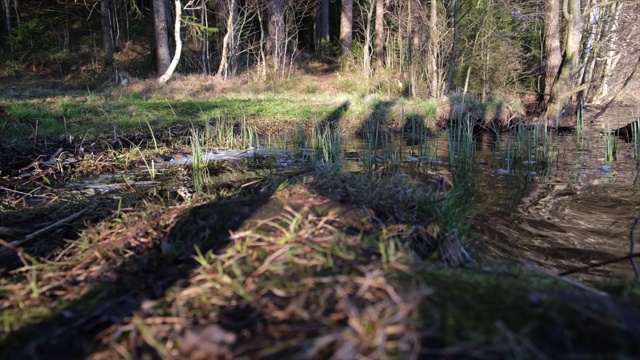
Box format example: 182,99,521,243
1,0,637,113
1,0,640,359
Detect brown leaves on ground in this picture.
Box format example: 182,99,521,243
0,178,433,359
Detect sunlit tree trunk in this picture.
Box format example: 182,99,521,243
375,0,384,68
429,0,439,97
158,0,182,83
445,0,459,93
153,0,171,75
545,0,584,120
408,0,415,96
363,0,375,78
315,0,329,47
595,3,622,102
340,0,353,55
217,0,239,79
268,0,285,72
101,0,115,72
577,5,599,103
543,0,561,104
201,0,209,74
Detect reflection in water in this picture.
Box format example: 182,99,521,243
468,124,640,281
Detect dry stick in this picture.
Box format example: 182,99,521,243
0,238,37,264
526,263,609,297
7,204,96,248
558,219,640,278
558,253,640,276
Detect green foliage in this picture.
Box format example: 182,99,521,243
455,0,531,94
79,34,102,52
9,19,56,55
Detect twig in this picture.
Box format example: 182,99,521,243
524,263,609,297
630,218,640,281
558,253,640,276
0,226,29,237
0,185,51,198
7,204,96,248
0,238,37,264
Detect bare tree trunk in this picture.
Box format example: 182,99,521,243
408,0,415,96
411,1,423,97
543,0,561,104
595,3,622,102
2,0,10,38
340,0,353,55
363,0,375,78
588,54,640,122
101,0,115,72
445,0,459,94
375,0,384,68
217,0,239,79
11,0,16,27
201,0,209,74
158,0,182,83
429,0,439,97
545,0,584,120
577,5,598,103
153,0,172,75
268,0,285,72
315,0,329,47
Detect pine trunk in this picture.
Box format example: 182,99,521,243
153,0,171,75
340,0,353,55
100,0,115,72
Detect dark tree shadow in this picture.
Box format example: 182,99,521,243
0,101,355,359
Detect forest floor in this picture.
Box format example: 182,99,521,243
1,73,640,359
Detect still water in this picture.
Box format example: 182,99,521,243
70,107,640,281
469,131,640,281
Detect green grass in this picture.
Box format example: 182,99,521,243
2,95,344,151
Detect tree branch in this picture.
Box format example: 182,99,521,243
158,0,182,84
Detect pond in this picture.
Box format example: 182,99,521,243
65,106,640,281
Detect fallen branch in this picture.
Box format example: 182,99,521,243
0,238,37,264
0,226,29,237
525,263,609,297
6,204,96,248
558,253,640,277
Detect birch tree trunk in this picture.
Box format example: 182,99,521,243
157,0,182,84
153,0,172,75
595,3,622,102
268,0,285,72
340,0,353,55
216,0,239,79
201,0,209,74
363,0,375,78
